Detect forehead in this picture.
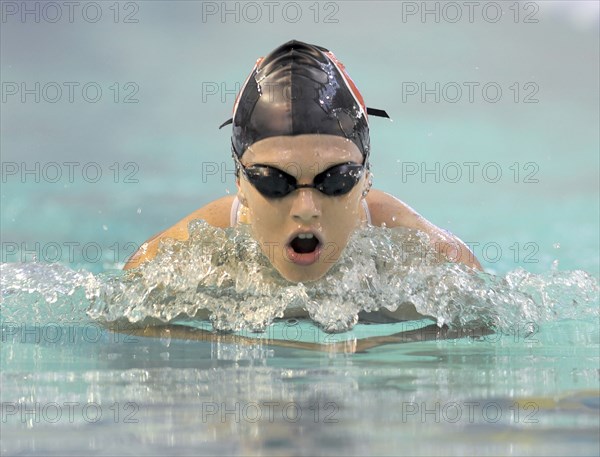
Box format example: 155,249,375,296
242,134,363,167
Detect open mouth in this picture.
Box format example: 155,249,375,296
290,233,320,254
286,232,323,266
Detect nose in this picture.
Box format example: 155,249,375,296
290,188,321,222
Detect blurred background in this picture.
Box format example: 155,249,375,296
1,0,598,275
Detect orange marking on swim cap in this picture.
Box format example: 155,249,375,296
232,57,264,116
324,51,368,118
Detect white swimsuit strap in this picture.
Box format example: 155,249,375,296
230,195,241,227
362,199,372,225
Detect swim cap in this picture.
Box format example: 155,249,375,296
219,40,389,162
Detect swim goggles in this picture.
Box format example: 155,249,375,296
233,153,366,198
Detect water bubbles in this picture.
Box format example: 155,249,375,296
1,223,598,335
102,225,108,231
0,262,99,324
89,224,599,332
553,243,560,249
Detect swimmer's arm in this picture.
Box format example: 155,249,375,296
366,189,483,271
123,195,235,270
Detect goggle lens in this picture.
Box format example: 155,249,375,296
241,163,364,198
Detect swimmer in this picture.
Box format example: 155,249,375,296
124,40,482,311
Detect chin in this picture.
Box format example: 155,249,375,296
277,263,331,284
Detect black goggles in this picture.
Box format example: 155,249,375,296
233,154,366,198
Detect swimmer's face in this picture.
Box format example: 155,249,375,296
237,134,369,283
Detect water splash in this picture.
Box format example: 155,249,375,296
1,221,598,333
1,262,100,324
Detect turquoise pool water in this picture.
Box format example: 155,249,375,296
1,1,599,455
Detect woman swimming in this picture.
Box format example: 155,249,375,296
124,40,481,287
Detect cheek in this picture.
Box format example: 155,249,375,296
254,212,282,240
336,187,363,216
245,195,287,240
322,196,362,232
252,197,283,220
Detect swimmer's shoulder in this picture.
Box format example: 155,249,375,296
365,189,482,270
365,189,425,228
123,195,235,270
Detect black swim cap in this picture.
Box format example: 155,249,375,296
219,40,388,162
